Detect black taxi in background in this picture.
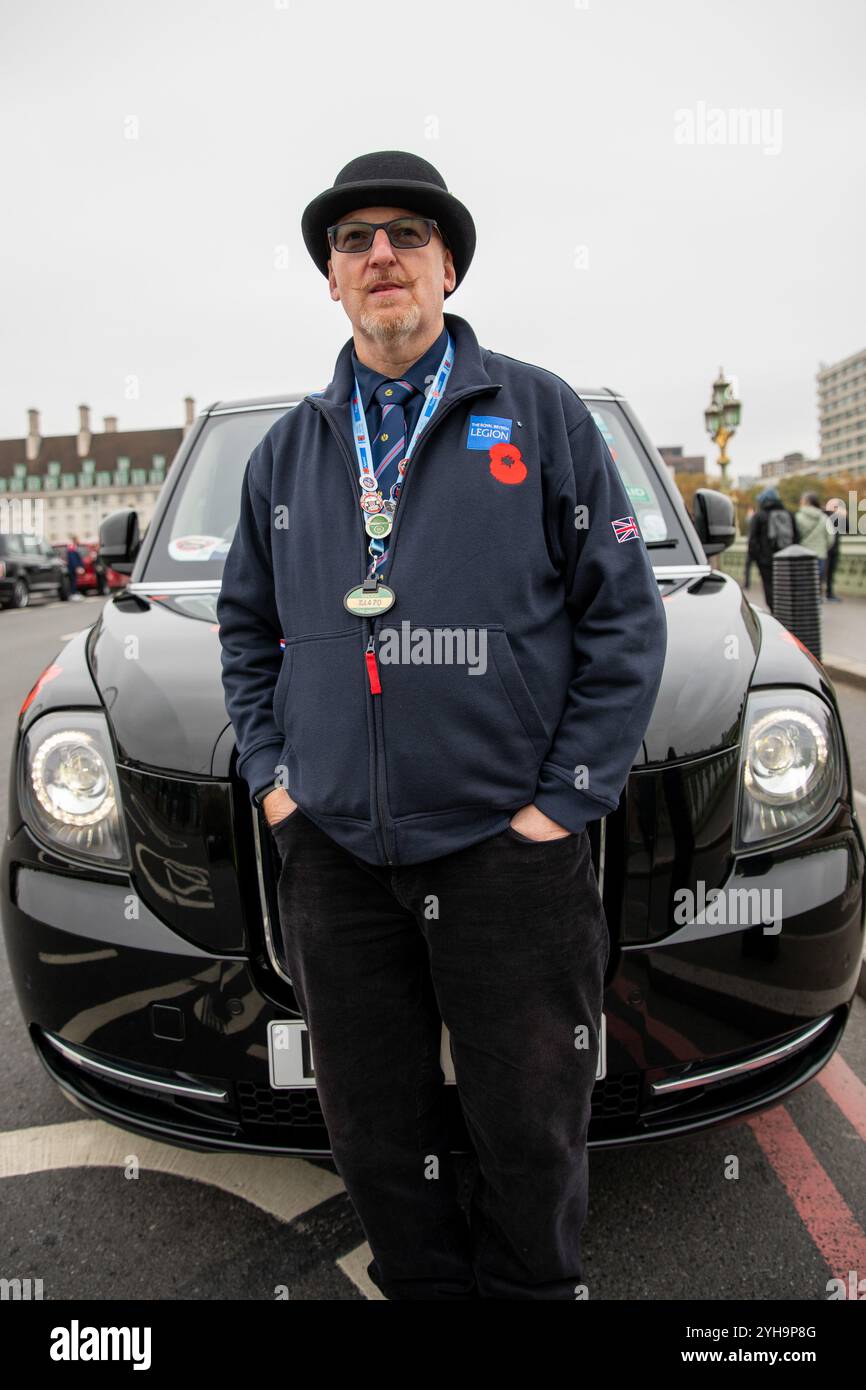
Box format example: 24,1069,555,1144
0,533,70,608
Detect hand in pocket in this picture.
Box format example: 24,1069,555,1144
264,788,298,829
508,803,572,842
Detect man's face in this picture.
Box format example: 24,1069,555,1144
327,204,456,345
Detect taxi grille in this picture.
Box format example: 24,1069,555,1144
237,1079,325,1130
236,1072,642,1135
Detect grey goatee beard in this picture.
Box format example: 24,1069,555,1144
358,298,423,344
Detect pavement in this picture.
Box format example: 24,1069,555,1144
813,593,866,691
742,581,866,999
741,580,866,683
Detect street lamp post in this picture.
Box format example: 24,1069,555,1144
704,368,742,491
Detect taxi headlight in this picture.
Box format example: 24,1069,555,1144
18,711,130,866
734,689,844,851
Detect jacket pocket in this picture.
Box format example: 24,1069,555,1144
280,629,371,820
378,623,550,818
271,647,294,725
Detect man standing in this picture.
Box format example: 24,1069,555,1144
824,496,846,601
795,490,831,590
747,486,797,611
743,506,755,590
66,535,85,601
217,151,668,1299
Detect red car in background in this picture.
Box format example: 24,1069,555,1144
52,542,128,595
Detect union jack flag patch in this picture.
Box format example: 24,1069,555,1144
611,515,640,543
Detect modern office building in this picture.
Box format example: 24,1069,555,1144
817,346,866,478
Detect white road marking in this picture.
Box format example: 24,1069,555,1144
0,1119,343,1222
336,1243,384,1299
0,1118,383,1294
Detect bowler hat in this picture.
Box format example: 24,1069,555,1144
301,150,475,297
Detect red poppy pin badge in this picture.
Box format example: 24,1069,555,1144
488,441,528,486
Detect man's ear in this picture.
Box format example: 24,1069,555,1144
442,245,457,294
327,259,341,302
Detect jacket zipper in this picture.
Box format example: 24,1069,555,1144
365,628,393,862
365,634,382,693
308,383,501,864
307,401,392,860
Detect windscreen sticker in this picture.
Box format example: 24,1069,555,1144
168,534,228,561
636,509,667,541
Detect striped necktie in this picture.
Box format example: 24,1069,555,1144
368,377,416,574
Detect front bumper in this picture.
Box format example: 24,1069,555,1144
2,808,863,1155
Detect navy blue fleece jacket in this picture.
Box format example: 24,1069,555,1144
216,311,668,866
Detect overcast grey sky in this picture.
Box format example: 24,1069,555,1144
2,0,864,482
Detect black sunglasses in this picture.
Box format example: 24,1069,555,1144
327,215,447,254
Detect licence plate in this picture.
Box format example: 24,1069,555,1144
268,1015,607,1088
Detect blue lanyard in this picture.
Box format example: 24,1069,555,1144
349,332,454,574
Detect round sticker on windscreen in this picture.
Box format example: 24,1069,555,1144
637,510,666,541
168,535,225,561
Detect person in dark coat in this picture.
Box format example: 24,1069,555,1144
217,149,668,1301
743,507,755,589
747,486,798,611
65,535,85,601
824,497,847,601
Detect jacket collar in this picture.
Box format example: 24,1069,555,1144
306,312,500,410
352,323,449,415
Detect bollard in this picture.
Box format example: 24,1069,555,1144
771,544,821,659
